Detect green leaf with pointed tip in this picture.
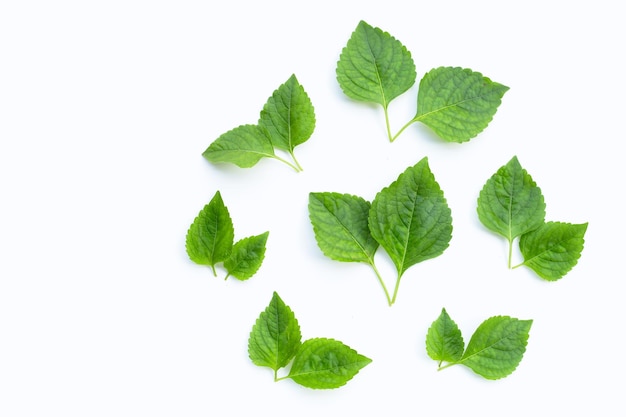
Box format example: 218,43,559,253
224,231,269,281
308,192,378,264
477,156,546,243
288,338,372,389
248,292,302,372
518,221,588,281
414,66,509,143
368,157,453,278
259,74,315,154
459,316,532,380
426,308,464,365
202,124,275,168
336,20,416,107
185,191,234,272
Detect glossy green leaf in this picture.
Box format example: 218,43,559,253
336,20,416,107
224,231,269,281
202,124,275,168
518,221,588,281
308,192,378,264
413,66,509,143
369,157,453,278
460,316,533,380
248,292,302,372
426,308,464,365
288,338,372,389
259,74,315,155
185,191,234,275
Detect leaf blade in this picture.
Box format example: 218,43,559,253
202,124,275,168
426,308,464,365
224,231,269,281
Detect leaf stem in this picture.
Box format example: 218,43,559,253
210,265,218,277
289,150,304,172
507,238,513,269
370,261,393,306
390,274,402,305
437,362,458,372
390,117,416,142
271,155,302,172
383,105,394,142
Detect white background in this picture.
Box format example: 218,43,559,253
1,1,624,415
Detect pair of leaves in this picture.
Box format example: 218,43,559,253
308,157,453,305
336,20,509,143
203,74,315,172
426,308,532,380
186,191,269,280
477,156,588,280
248,292,371,389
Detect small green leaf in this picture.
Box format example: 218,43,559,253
308,192,378,264
426,308,464,365
369,157,453,278
185,191,234,275
202,124,275,168
414,66,509,143
459,316,533,380
288,338,372,389
518,221,588,281
259,74,315,161
223,231,269,281
248,292,302,373
336,20,416,107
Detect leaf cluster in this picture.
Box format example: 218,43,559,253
308,157,452,305
202,74,315,172
336,20,509,143
186,191,269,280
248,292,371,389
477,156,588,280
426,308,533,380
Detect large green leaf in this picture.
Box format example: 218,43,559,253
368,157,453,278
308,192,378,264
460,316,532,380
477,156,546,243
259,74,315,153
426,308,464,365
288,338,371,389
336,20,416,107
185,191,234,275
202,124,275,168
414,66,509,143
223,231,269,281
518,221,588,281
248,292,302,372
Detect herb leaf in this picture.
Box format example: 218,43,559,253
459,316,533,380
517,221,588,281
412,66,509,143
336,20,416,141
248,292,302,374
425,308,464,365
477,156,546,267
202,124,276,168
369,157,452,302
259,74,315,171
224,231,269,281
287,338,372,389
308,192,378,264
185,191,235,276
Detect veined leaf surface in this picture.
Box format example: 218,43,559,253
426,308,464,365
202,124,275,168
224,231,269,281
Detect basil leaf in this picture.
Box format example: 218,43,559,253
223,231,269,281
426,308,464,365
248,292,301,374
202,124,276,168
288,338,372,389
518,221,588,281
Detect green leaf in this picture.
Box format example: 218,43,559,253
202,124,275,168
413,66,509,143
308,192,378,264
287,338,372,389
185,191,234,275
518,221,588,281
426,308,464,365
223,231,269,281
336,20,416,107
459,316,533,380
259,74,315,164
248,292,302,373
369,157,453,278
477,156,546,267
